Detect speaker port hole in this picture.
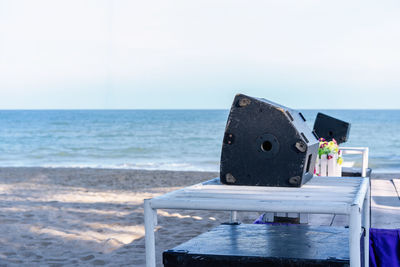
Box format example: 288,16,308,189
261,141,273,152
306,154,312,172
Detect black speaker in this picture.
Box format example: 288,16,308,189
220,94,319,187
313,113,350,144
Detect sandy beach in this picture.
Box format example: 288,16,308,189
0,168,232,266
0,167,399,266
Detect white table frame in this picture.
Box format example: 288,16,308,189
262,147,370,224
144,176,370,267
340,147,369,178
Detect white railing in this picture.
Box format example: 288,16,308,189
340,147,369,177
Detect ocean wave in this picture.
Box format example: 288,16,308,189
1,109,400,173
14,161,219,172
0,160,399,173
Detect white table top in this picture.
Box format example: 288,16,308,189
150,176,369,215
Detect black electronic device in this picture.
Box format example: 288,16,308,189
220,94,319,187
313,113,350,144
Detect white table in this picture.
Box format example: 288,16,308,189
144,176,370,267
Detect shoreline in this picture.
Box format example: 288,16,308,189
0,165,399,178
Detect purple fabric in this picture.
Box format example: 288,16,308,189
254,214,400,266
253,214,266,224
369,228,400,267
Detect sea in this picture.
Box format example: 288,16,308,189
0,110,399,173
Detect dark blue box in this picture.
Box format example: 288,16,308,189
163,224,362,267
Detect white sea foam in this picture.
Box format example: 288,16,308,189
37,161,219,172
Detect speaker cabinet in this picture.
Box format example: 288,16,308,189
313,113,350,144
220,94,319,187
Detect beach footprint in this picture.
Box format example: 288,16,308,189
92,259,106,265
80,254,95,261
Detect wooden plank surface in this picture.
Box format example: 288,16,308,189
155,177,363,207
154,177,400,228
172,191,355,202
372,179,399,206
151,177,368,219
371,179,400,228
304,178,400,228
309,179,400,228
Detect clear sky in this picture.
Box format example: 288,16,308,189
0,0,399,109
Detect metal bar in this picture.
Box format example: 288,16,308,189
170,192,354,202
349,204,362,267
160,189,358,199
352,178,369,208
340,147,369,177
180,185,361,194
362,147,369,177
171,189,357,197
363,185,370,267
185,181,363,190
170,184,361,195
195,176,360,187
150,198,350,214
153,181,363,200
144,199,156,267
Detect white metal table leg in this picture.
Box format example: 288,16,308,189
144,199,156,267
230,211,238,223
350,204,362,267
362,185,370,267
361,148,369,178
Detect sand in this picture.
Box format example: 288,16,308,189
0,167,399,266
0,167,253,266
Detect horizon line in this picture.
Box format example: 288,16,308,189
0,108,399,111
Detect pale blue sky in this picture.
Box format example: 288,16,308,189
0,0,399,109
